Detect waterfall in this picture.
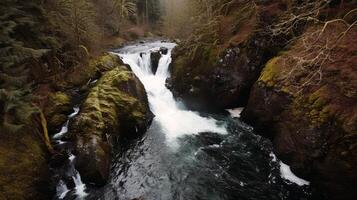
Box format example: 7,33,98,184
116,42,227,144
53,107,88,199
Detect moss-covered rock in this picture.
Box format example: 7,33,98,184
56,53,125,90
0,119,52,200
43,54,127,133
70,66,153,186
242,22,357,199
44,92,71,132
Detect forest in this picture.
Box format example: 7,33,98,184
0,0,356,200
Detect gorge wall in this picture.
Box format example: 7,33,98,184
170,0,357,199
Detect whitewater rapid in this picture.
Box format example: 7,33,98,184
115,42,227,144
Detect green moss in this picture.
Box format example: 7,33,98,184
50,92,70,106
259,57,282,87
45,92,71,130
292,87,333,126
49,114,67,128
74,66,149,138
90,53,119,72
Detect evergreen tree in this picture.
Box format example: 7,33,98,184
136,0,161,24
0,0,46,133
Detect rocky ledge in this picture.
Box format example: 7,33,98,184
70,64,153,186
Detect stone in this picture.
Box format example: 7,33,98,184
70,65,153,186
150,51,161,75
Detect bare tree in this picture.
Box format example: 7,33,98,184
278,8,357,93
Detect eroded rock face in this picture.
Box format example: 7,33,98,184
242,23,357,199
170,0,288,111
70,65,153,186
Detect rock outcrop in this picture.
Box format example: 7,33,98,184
44,92,71,132
70,65,153,186
170,0,289,110
150,47,168,75
150,51,161,74
241,22,357,199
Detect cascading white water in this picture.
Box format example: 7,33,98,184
116,42,227,144
53,107,88,199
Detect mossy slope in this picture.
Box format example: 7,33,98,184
0,121,52,200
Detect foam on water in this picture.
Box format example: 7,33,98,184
53,107,80,139
116,42,227,143
270,152,310,186
56,180,69,199
226,107,244,118
53,107,88,199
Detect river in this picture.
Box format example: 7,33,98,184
55,41,312,200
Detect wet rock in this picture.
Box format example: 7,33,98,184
50,151,69,168
71,65,153,186
160,47,168,55
242,22,357,200
150,51,161,74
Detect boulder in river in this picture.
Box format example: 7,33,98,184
241,22,357,199
70,64,153,186
150,51,161,75
159,47,168,55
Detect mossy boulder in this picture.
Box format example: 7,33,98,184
0,121,52,199
70,66,153,186
170,0,288,111
242,22,357,199
56,53,125,90
44,92,71,132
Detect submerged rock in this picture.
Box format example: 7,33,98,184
242,22,357,199
70,65,153,186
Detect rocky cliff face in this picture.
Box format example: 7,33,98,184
70,64,153,185
170,0,289,110
241,22,357,199
169,0,357,198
